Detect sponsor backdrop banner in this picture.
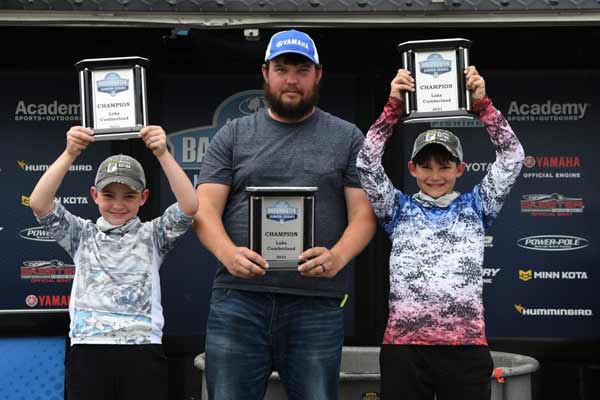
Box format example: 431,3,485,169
158,74,360,336
2,69,597,340
401,69,599,338
0,72,110,313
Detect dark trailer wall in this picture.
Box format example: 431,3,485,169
0,26,599,400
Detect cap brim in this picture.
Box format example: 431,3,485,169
265,50,318,64
412,142,461,161
96,177,144,192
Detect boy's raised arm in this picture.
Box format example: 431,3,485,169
140,125,198,217
30,126,94,217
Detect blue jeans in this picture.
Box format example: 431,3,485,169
205,288,344,400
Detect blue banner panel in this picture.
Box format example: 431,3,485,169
401,69,599,339
0,72,110,314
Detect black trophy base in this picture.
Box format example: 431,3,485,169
267,260,301,272
402,109,474,124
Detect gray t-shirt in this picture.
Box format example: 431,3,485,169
199,107,364,298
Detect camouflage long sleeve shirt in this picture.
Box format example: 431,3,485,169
357,96,524,345
37,202,193,345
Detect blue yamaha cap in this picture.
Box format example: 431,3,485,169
264,29,320,64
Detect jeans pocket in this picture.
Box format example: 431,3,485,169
309,296,343,311
210,288,231,306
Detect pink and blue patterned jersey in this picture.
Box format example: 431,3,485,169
357,96,524,345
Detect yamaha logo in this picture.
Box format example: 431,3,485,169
97,72,129,96
517,235,589,251
266,201,298,223
419,54,451,77
25,294,38,308
19,226,55,242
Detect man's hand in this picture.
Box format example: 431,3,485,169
66,126,94,157
297,247,343,278
223,246,269,279
390,69,415,100
140,125,168,157
465,65,486,103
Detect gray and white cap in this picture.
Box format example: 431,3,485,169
411,129,463,162
95,154,146,192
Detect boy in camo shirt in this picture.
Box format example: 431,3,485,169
357,66,524,400
30,125,198,400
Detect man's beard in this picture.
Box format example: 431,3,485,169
264,81,320,120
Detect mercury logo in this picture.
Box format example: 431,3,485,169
507,101,589,122
517,235,589,251
419,54,451,77
266,201,298,223
97,72,129,96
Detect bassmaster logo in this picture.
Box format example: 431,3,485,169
19,226,55,242
168,90,267,177
15,100,80,122
517,235,589,251
18,160,92,172
25,294,71,308
21,260,75,283
419,54,451,77
519,269,588,281
520,193,584,216
97,72,129,96
507,100,590,122
266,201,298,223
514,304,593,317
521,155,581,179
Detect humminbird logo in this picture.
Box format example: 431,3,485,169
507,101,589,122
266,201,298,223
521,193,584,216
18,160,92,172
19,226,55,242
519,269,588,281
419,54,451,77
97,72,129,96
517,235,589,251
15,100,80,122
515,304,593,317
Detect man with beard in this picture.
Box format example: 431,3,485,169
194,29,376,400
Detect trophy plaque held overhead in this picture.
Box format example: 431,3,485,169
246,186,317,271
75,56,150,141
397,38,473,124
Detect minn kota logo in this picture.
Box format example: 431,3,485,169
519,270,533,281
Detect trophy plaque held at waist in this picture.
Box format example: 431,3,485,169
246,186,317,271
